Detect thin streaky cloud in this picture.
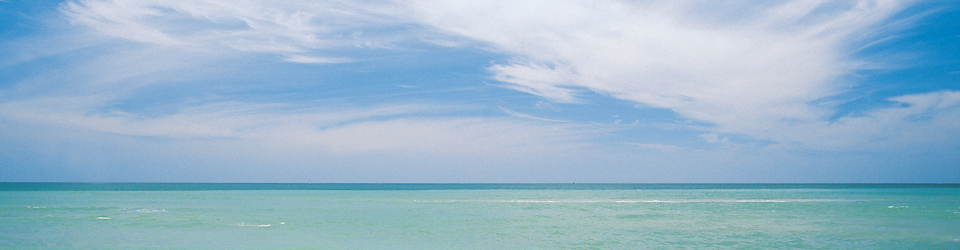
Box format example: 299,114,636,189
625,142,682,152
283,55,354,64
405,0,955,151
0,0,956,182
499,106,568,123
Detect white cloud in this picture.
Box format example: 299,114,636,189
283,55,354,64
40,0,960,152
9,0,596,160
699,133,723,144
60,0,413,57
288,118,586,155
626,142,681,152
794,90,960,151
7,0,960,183
499,106,567,123
0,95,591,157
401,0,956,150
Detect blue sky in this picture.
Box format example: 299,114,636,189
1,0,958,183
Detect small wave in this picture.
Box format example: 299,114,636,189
237,223,271,227
887,205,909,209
614,199,792,203
121,208,168,213
413,199,845,203
134,209,167,213
96,217,110,220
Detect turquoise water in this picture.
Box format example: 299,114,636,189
1,184,958,249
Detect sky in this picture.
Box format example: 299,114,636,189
0,0,958,183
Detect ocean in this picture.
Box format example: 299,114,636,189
1,183,958,249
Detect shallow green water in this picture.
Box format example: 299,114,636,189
1,184,958,249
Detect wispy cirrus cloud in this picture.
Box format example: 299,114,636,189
402,0,960,150
27,0,960,144
283,54,354,64
788,90,960,151
0,94,592,156
34,0,960,153
1,0,957,182
59,0,413,59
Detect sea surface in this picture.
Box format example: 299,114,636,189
1,183,958,249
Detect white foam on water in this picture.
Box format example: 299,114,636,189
133,208,167,213
96,217,110,220
237,223,271,227
733,200,788,203
414,199,850,203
